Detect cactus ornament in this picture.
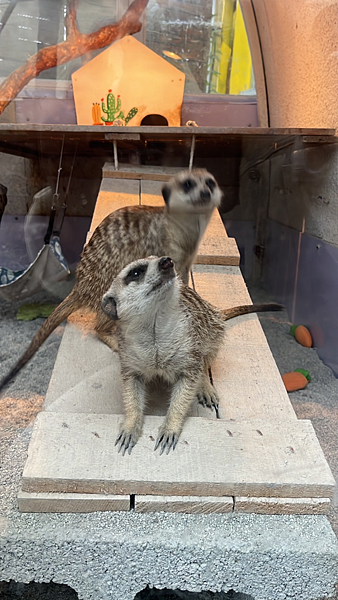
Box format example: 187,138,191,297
125,106,138,124
92,102,102,125
100,90,138,125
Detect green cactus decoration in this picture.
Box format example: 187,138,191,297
100,89,138,125
125,107,138,125
101,90,124,123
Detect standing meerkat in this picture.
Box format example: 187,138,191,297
0,169,222,391
101,255,283,455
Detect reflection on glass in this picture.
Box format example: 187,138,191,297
146,0,255,95
0,0,255,96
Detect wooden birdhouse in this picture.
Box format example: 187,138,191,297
72,36,185,127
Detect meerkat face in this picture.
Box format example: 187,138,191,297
162,169,222,214
101,256,179,322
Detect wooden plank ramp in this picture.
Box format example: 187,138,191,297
18,164,335,514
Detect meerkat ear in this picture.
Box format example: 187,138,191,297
101,295,118,320
162,184,171,205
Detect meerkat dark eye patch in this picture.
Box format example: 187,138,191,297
162,184,171,205
124,264,148,285
181,178,196,193
205,178,216,191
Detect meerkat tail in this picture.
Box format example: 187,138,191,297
0,290,80,393
221,302,284,321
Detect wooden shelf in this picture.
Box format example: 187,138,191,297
0,123,335,159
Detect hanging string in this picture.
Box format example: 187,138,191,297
188,135,196,171
113,139,118,170
44,136,65,244
53,135,65,207
53,141,78,237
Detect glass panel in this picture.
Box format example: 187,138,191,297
146,0,255,95
0,0,255,93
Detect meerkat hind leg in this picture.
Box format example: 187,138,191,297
196,368,219,410
155,375,199,455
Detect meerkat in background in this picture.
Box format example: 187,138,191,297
0,169,222,392
101,256,283,455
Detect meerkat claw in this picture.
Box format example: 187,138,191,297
155,432,179,455
115,431,136,455
154,434,163,452
197,391,218,409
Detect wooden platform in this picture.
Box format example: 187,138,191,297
18,164,335,514
0,124,335,160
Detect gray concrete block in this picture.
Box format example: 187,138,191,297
1,429,338,600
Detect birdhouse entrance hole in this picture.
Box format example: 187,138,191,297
141,114,169,126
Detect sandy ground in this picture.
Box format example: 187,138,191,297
248,284,338,536
0,278,337,599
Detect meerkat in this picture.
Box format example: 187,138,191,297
0,169,222,392
101,255,283,455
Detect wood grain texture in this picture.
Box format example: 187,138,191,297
192,265,252,307
192,265,296,420
234,496,331,515
196,238,240,266
134,495,233,514
18,490,130,513
200,208,228,240
22,413,335,499
195,212,240,267
0,124,334,136
103,163,182,181
215,380,296,421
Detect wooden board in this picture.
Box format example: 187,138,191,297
196,236,239,266
21,413,335,499
17,491,331,516
195,211,240,266
192,264,252,307
192,265,296,421
103,163,183,181
18,491,130,513
1,124,335,160
134,495,233,514
234,496,331,515
0,123,334,137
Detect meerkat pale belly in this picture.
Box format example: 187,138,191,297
0,169,222,392
101,256,283,455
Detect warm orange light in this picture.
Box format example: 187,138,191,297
162,50,181,60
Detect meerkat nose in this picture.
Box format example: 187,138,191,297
200,189,211,201
159,257,174,271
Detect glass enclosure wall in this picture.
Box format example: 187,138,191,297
0,0,255,96
146,0,255,95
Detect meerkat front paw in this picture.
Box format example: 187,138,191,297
196,377,219,409
154,427,180,455
115,423,142,455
